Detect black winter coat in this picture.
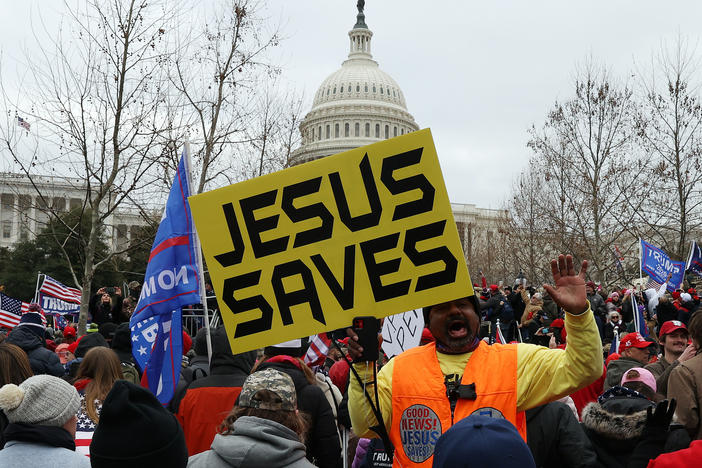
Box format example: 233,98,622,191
581,393,687,468
526,401,597,468
257,360,342,468
5,326,64,377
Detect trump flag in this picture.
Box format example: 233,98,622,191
687,241,702,278
640,240,685,292
130,146,201,404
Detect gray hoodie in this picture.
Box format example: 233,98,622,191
187,416,315,468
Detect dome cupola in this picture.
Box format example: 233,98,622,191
289,1,419,166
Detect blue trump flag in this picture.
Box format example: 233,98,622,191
640,240,685,292
687,241,702,278
129,147,201,404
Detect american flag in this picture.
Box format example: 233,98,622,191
54,313,68,330
75,396,100,457
0,293,30,329
16,116,30,131
40,275,82,304
304,333,332,369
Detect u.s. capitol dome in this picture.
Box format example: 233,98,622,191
289,4,419,166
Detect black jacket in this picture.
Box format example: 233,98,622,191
603,321,624,344
588,293,607,320
480,293,507,322
257,360,342,468
5,326,64,377
526,401,598,468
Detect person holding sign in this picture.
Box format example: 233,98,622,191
347,254,602,467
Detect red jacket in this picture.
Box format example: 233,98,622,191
176,378,244,455
647,439,702,467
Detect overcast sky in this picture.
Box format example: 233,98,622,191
267,0,702,209
3,1,702,209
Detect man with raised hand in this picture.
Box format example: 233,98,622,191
347,254,602,467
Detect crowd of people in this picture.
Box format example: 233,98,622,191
0,258,701,467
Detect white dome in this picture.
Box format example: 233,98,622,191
290,7,419,166
312,57,408,110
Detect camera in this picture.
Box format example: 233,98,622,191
106,287,115,295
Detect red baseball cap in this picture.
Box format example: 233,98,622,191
63,326,76,338
659,320,688,339
489,284,499,292
550,319,564,329
619,332,655,353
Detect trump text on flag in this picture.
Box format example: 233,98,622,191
189,129,472,354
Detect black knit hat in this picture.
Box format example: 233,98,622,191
422,295,481,324
74,332,108,358
90,380,187,468
110,323,134,364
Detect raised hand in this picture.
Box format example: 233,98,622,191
644,399,677,434
543,254,588,315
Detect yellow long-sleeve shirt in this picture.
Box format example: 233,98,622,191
348,306,602,438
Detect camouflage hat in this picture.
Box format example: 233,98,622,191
239,368,296,411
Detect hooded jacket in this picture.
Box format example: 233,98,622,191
187,416,315,468
176,327,257,456
581,391,655,468
257,360,342,468
5,326,64,377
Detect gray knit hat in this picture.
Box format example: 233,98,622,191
0,375,80,427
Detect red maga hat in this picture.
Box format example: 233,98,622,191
659,320,688,339
619,332,655,353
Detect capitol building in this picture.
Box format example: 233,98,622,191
290,4,508,268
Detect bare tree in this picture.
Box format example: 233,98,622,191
526,62,637,287
632,37,702,259
507,166,554,286
0,0,173,333
169,0,283,193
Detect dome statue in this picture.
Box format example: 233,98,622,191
289,2,419,166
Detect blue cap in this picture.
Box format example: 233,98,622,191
432,415,535,468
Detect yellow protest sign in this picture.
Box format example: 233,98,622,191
189,129,472,354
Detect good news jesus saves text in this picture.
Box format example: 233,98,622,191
213,148,459,338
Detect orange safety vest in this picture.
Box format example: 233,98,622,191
390,341,526,467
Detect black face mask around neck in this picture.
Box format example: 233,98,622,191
4,423,76,451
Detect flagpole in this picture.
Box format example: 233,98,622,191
185,140,213,364
632,293,638,334
686,240,695,273
638,238,643,286
33,273,42,304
